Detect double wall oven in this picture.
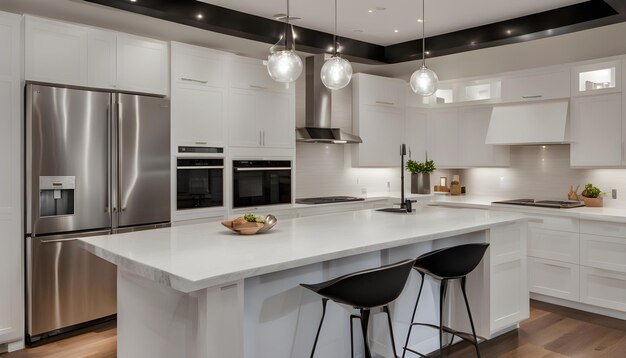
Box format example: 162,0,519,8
176,146,224,210
232,160,292,208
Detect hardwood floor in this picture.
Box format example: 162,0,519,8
2,300,626,357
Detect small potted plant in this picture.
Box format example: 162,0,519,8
581,183,605,207
406,157,436,194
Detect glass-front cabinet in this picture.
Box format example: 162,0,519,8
572,59,622,96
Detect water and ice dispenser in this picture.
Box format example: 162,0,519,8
39,176,75,217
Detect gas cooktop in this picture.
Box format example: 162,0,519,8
492,199,585,209
296,196,365,205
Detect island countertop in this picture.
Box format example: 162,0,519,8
78,206,526,293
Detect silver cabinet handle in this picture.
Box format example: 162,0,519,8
176,166,224,169
235,167,292,172
42,238,77,244
181,78,209,84
195,141,208,145
250,84,268,90
375,101,395,105
522,95,543,99
262,131,265,146
259,131,263,146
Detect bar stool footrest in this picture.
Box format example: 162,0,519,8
409,322,486,345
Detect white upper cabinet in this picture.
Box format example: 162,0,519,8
405,107,428,162
229,56,291,93
25,16,169,95
171,42,226,88
170,43,228,149
459,106,510,167
87,28,117,89
427,108,459,168
116,34,169,96
572,59,622,96
352,74,406,167
502,66,570,102
25,15,88,86
0,10,22,346
570,93,623,167
262,91,295,148
354,73,406,108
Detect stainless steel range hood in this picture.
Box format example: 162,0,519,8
296,55,362,144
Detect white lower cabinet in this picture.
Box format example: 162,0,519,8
529,257,579,301
580,266,626,312
581,234,626,274
528,226,579,264
489,223,529,333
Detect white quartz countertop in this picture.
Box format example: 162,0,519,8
78,206,525,293
431,195,626,223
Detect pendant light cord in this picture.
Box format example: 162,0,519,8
422,0,426,66
285,0,292,50
334,0,338,57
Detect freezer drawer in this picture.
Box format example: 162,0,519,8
27,233,117,338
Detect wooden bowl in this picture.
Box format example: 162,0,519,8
582,196,603,207
221,221,266,235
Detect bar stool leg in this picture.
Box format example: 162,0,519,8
382,306,398,357
402,272,425,358
310,298,329,358
359,308,373,358
461,277,481,358
350,314,359,358
439,280,448,357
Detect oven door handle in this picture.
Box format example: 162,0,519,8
177,166,225,169
234,167,292,171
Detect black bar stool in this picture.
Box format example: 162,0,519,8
402,243,489,358
301,258,416,358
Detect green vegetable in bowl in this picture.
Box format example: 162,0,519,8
581,183,604,198
244,213,266,223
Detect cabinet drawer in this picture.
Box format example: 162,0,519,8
581,220,626,238
580,266,626,312
581,234,626,273
526,214,579,233
528,227,579,264
529,257,579,301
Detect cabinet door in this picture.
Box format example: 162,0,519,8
354,74,405,108
117,34,169,95
501,67,570,102
262,92,295,149
229,56,291,93
171,84,226,148
489,223,529,333
354,106,405,167
570,93,622,167
0,11,22,345
405,108,428,161
528,227,580,264
87,28,116,89
580,266,626,312
25,16,88,86
459,106,509,167
528,257,579,301
427,108,459,168
580,234,626,273
228,88,262,148
171,42,226,88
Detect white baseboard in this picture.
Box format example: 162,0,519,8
531,293,626,320
8,339,25,352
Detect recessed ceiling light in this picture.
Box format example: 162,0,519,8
394,29,399,33
130,0,137,2
417,19,423,23
425,51,430,55
506,29,512,35
368,9,373,13
196,13,203,19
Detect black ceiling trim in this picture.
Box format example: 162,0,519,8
83,0,625,64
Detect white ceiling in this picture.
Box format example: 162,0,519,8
200,0,587,45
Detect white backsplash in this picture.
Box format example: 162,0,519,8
456,145,626,207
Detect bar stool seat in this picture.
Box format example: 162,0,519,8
403,243,490,358
302,258,416,358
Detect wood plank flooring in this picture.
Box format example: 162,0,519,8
2,300,626,357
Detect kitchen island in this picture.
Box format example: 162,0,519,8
78,206,528,358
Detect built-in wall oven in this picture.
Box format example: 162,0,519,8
233,160,292,208
176,147,224,210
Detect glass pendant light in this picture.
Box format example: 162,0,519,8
267,0,303,83
410,0,438,96
320,0,352,90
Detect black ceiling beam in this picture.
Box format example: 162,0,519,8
84,0,625,64
82,0,386,63
385,0,622,63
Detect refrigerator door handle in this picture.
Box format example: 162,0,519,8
117,101,124,214
106,103,111,214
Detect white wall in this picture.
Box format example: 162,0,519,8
455,145,626,207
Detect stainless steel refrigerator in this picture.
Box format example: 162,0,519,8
25,84,171,343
